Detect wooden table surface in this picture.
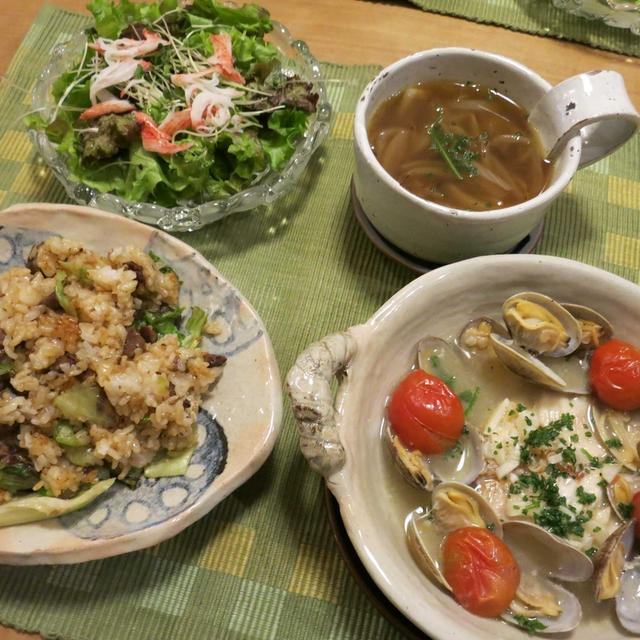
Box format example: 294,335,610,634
0,1,638,639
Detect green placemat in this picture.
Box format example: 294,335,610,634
399,0,640,57
0,5,639,640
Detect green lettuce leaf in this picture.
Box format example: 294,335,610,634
87,0,164,39
261,108,309,169
190,0,273,35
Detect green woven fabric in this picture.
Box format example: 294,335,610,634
0,5,639,640
402,0,640,57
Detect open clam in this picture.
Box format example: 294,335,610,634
384,337,484,491
561,303,613,351
483,292,612,394
489,333,572,393
406,484,590,633
589,403,640,471
502,292,581,357
591,513,640,633
457,316,509,356
406,482,502,590
607,473,640,520
593,519,634,601
500,520,591,633
385,423,483,491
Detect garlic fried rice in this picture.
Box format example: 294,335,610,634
0,236,225,505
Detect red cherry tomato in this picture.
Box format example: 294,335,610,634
388,369,464,455
589,339,640,411
442,527,521,618
632,492,640,539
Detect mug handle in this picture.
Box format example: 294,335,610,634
529,70,640,168
286,331,358,478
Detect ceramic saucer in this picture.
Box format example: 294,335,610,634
351,180,545,274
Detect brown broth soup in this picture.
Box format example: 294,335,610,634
367,80,553,211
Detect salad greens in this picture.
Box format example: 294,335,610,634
26,0,319,207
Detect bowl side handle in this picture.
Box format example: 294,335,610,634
286,331,357,478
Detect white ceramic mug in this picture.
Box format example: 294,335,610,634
353,48,639,264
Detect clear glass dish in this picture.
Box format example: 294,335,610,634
28,21,331,231
552,0,640,34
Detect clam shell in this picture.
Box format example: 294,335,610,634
406,508,451,591
502,520,594,582
606,473,640,520
593,519,634,601
502,292,581,357
589,402,640,471
456,316,509,356
490,333,569,392
616,558,640,634
385,424,435,492
432,481,502,537
384,424,483,491
561,303,613,351
502,575,582,634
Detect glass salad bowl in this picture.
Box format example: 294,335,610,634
28,20,331,232
552,0,640,34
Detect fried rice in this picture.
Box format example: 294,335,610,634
0,236,225,503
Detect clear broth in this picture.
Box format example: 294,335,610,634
367,80,553,211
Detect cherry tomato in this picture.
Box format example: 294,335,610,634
388,369,464,455
632,492,640,539
442,526,520,618
589,339,640,411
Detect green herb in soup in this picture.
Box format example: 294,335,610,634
367,80,552,211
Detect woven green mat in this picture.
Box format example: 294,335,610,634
0,5,639,640
401,0,640,57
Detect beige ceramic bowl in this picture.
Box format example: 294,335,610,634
0,203,282,564
287,254,640,640
353,48,638,264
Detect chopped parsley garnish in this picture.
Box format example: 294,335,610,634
524,414,573,448
560,445,577,466
516,403,527,412
533,507,591,538
585,547,598,558
576,486,596,505
444,441,463,459
458,386,480,416
619,502,633,519
605,438,623,449
486,522,495,531
509,472,593,538
513,615,547,634
427,354,456,388
519,447,532,464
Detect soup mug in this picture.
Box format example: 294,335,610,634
353,48,639,264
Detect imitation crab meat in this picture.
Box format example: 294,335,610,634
134,112,193,155
79,99,135,120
